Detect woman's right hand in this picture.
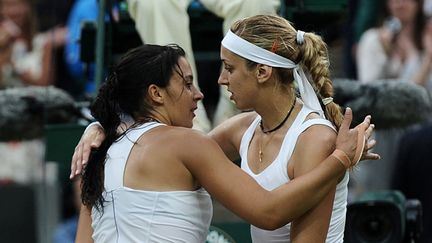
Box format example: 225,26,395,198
335,108,380,169
70,123,106,179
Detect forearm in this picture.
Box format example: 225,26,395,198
267,155,344,228
192,138,343,230
75,205,94,243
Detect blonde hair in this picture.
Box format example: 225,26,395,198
230,15,343,129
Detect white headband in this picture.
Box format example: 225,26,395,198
221,30,324,116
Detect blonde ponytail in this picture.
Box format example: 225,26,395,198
299,32,344,129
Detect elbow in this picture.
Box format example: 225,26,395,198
254,208,291,230
259,221,282,231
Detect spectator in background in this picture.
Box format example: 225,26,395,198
418,13,432,94
0,0,65,89
32,0,82,99
352,0,432,197
356,0,432,93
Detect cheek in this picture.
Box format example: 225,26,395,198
230,71,244,86
179,89,193,105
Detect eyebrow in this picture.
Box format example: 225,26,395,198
184,74,193,83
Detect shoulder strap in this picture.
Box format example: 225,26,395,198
298,118,336,134
105,122,165,190
239,115,260,172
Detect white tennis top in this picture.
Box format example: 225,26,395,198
91,122,213,243
240,106,348,243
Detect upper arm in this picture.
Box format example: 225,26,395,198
181,132,274,227
290,124,337,242
209,112,255,161
75,204,94,243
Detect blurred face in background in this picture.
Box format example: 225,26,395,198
387,0,421,24
0,0,31,29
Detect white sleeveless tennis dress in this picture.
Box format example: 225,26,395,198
240,106,348,243
91,122,213,243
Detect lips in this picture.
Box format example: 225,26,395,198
228,90,234,100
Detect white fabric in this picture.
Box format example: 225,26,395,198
296,30,305,45
91,122,213,243
221,30,324,116
239,106,348,243
199,0,280,34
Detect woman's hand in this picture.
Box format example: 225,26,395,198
70,123,105,179
335,108,380,169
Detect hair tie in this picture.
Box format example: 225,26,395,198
322,97,333,105
296,30,305,45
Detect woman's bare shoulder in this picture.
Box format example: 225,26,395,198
213,111,258,133
153,125,214,146
297,114,337,153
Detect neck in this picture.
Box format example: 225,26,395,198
256,90,296,133
136,110,171,126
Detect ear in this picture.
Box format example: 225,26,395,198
255,64,273,84
147,84,165,105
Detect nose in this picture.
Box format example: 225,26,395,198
193,86,204,101
218,70,228,85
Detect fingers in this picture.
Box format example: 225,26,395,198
70,124,106,179
361,137,380,160
81,140,93,166
362,152,381,161
359,115,371,131
70,142,82,179
70,146,78,179
365,138,377,151
365,123,375,141
339,107,353,134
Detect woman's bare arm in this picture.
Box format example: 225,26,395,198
182,109,371,229
289,125,338,242
75,204,94,243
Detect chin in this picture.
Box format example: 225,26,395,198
233,102,251,111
